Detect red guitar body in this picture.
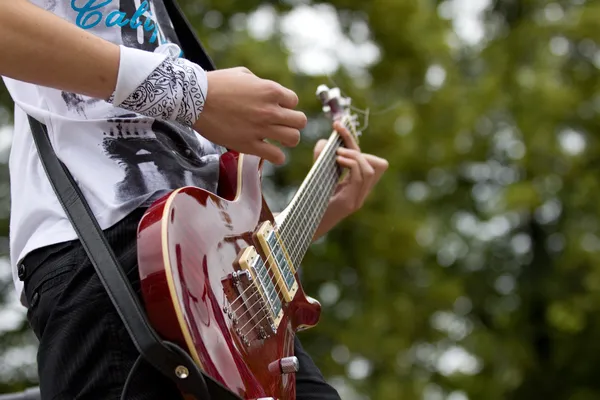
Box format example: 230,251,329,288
137,151,322,399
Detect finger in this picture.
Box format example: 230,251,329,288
363,154,389,193
267,126,301,148
336,155,364,188
278,108,308,130
338,148,375,178
338,148,375,203
333,121,360,151
364,154,389,175
265,80,300,109
335,155,364,212
279,87,300,109
252,140,286,165
313,139,328,161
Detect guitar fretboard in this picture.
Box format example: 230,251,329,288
277,132,344,269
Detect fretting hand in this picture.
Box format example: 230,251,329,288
313,121,389,240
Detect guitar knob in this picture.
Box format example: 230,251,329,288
281,356,300,374
268,356,300,375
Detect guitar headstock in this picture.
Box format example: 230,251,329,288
316,85,362,142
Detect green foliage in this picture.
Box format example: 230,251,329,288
3,0,600,398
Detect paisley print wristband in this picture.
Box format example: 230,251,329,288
108,44,208,127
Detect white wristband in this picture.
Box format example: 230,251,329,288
111,45,167,106
108,44,208,127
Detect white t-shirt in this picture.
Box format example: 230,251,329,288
3,0,223,304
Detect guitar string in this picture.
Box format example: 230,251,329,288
235,169,335,334
247,133,341,301
279,138,342,264
228,115,353,336
278,113,355,254
228,113,352,312
263,121,350,295
232,135,341,330
241,168,338,335
240,171,338,336
236,120,352,334
229,136,342,323
228,130,344,315
239,137,344,335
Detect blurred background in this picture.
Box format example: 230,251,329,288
2,0,600,399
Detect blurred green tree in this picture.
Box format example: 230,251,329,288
2,0,600,399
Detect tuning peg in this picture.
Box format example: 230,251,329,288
329,88,341,100
316,84,330,96
316,85,330,104
339,97,352,108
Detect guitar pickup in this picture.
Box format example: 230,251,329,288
256,221,298,303
238,246,284,332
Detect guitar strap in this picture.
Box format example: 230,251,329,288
162,0,217,71
26,1,241,399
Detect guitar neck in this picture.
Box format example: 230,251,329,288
278,131,344,269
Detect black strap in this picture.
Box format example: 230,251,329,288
24,1,245,397
29,116,240,400
25,2,242,398
162,0,217,71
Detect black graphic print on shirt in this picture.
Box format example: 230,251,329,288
61,92,102,118
43,0,57,12
102,118,220,203
64,0,221,201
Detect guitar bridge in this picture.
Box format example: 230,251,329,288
222,247,284,346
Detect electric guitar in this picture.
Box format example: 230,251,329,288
137,85,361,399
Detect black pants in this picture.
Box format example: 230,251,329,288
21,208,340,400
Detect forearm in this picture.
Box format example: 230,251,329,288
0,0,119,100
